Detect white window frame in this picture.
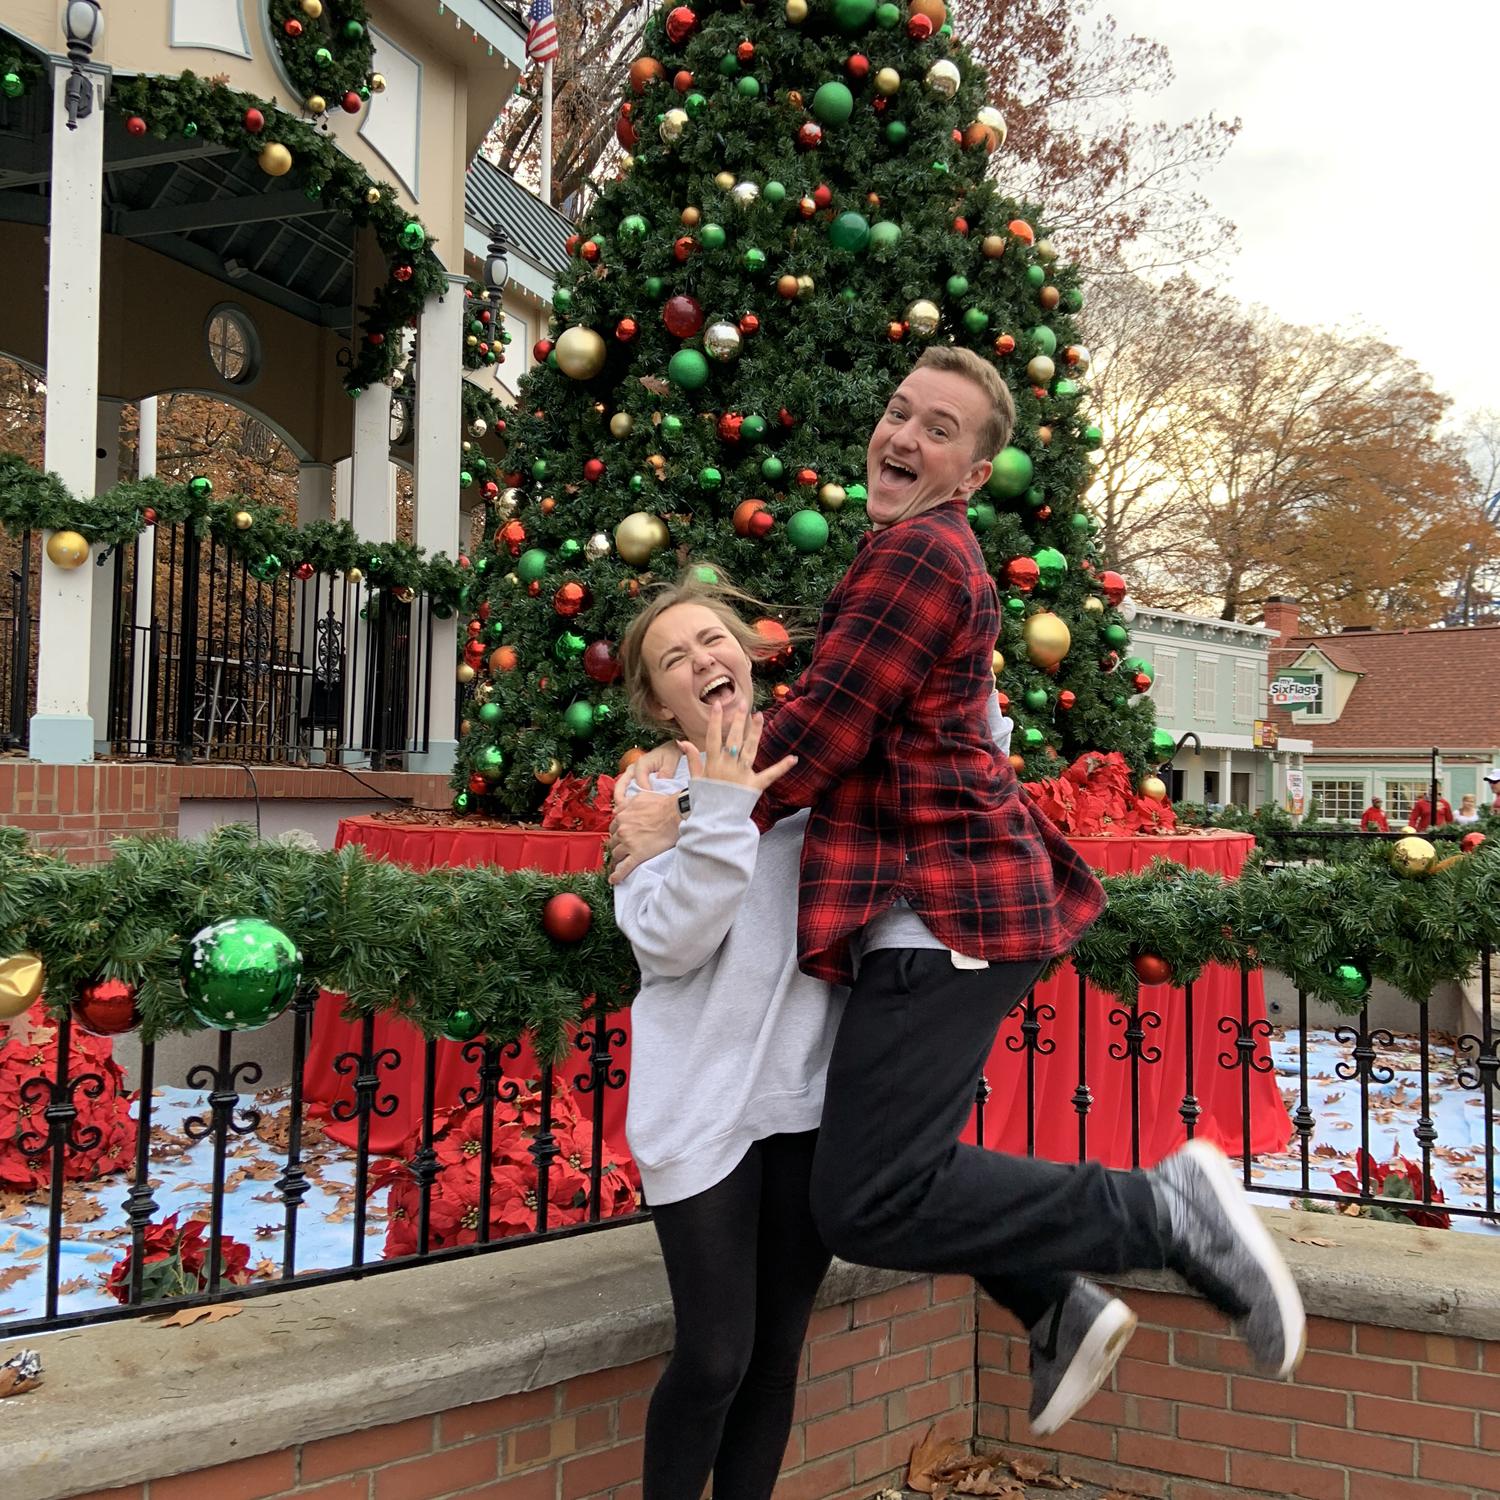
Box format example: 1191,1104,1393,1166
1384,780,1430,824
1233,659,1257,724
1150,649,1177,719
1309,778,1365,823
1194,653,1219,719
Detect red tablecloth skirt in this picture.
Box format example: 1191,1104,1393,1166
976,831,1290,1167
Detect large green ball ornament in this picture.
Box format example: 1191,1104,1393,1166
1054,379,1080,398
685,91,708,116
552,288,573,312
517,548,549,583
743,246,767,271
662,414,684,439
986,446,1034,498
1330,963,1371,1003
700,223,727,250
564,702,596,738
765,180,787,203
829,212,871,252
400,221,426,251
846,483,867,504
1024,687,1049,711
532,459,549,480
946,274,970,298
440,1007,484,1042
188,475,214,500
1026,265,1046,288
812,81,855,125
1104,623,1130,649
1034,547,1068,589
1072,511,1093,533
1030,326,1058,356
1005,596,1026,617
1023,727,1045,748
479,702,502,725
737,76,760,97
1065,288,1084,312
668,349,710,390
718,53,740,76
1,72,23,100
884,121,909,147
1026,486,1045,508
620,214,649,241
1151,729,1177,762
833,0,877,29
741,414,767,441
315,46,334,64
181,919,302,1032
645,276,664,298
699,465,723,489
869,220,902,249
480,745,504,775
969,501,997,533
761,456,785,481
875,1,901,25
1083,424,1104,448
787,510,830,552
555,631,586,661
963,308,990,334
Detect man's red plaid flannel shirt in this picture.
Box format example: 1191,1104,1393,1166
753,499,1106,985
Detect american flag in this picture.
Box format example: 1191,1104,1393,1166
527,0,559,64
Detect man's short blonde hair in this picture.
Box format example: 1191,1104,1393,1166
914,345,1016,460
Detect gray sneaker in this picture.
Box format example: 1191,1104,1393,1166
1028,1278,1137,1436
1150,1139,1306,1378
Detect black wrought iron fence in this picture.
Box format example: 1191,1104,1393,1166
104,523,433,765
1,947,1492,1337
0,528,39,751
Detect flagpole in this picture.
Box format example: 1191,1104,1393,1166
540,58,553,205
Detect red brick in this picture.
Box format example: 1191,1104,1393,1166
1123,1288,1233,1334
1356,1326,1477,1367
976,1300,1025,1336
508,1423,560,1467
1233,1374,1349,1426
62,1489,146,1500
303,1417,434,1482
1178,1405,1292,1455
1173,1330,1254,1373
560,1360,661,1412
1333,1476,1471,1500
851,1280,930,1325
574,1407,614,1450
452,1472,557,1500
893,1373,970,1429
441,1390,557,1444
852,1430,909,1486
268,1481,369,1500
1420,1364,1500,1411
1121,1392,1173,1434
616,1394,649,1441
930,1274,970,1304
1228,1451,1345,1500
770,1452,853,1500
1115,1357,1227,1407
889,1302,967,1353
804,1400,887,1460
1296,1349,1415,1399
1296,1422,1414,1475
976,1367,1029,1411
151,1452,298,1500
852,1347,929,1402
1117,1430,1227,1483
798,1372,850,1423
976,1330,1014,1372
1120,1324,1171,1364
809,1324,889,1377
1355,1393,1476,1446
1023,1419,1116,1463
1418,1440,1499,1488
929,1334,974,1379
559,1440,644,1500
807,1303,852,1339
375,1441,498,1500
1305,1316,1353,1353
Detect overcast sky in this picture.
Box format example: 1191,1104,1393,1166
1100,0,1499,425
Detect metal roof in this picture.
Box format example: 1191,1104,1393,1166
464,155,572,276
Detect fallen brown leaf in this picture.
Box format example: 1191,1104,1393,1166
16,1247,45,1261
0,1233,16,1254
57,1274,92,1295
157,1303,243,1328
0,1368,41,1399
1008,1457,1047,1484
0,1265,34,1292
907,1425,969,1494
1291,1234,1338,1247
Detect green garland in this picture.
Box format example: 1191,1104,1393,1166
2,826,1495,1047
2,46,45,102
0,453,469,614
107,71,445,392
463,281,514,372
267,0,376,111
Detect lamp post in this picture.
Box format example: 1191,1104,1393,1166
62,0,103,131
483,226,510,298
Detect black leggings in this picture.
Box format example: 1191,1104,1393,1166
643,1130,832,1500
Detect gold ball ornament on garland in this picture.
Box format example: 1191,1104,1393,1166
258,143,294,177
786,0,809,20
301,0,323,14
924,59,961,98
615,511,670,566
45,530,90,569
609,412,634,439
1022,612,1071,668
0,951,45,1020
905,299,941,338
554,326,608,380
1390,836,1437,879
233,510,254,530
974,105,1008,149
305,95,327,116
991,650,1005,676
536,759,563,785
1140,776,1168,802
874,67,901,95
1083,596,1105,614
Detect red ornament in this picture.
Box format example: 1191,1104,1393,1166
1037,506,1052,521
873,97,887,113
467,620,482,637
953,216,969,235
583,639,621,684
499,520,527,555
795,467,818,487
1132,954,1172,987
753,618,793,664
907,12,933,37
733,499,768,537
553,581,589,618
798,196,817,219
464,639,487,667
458,554,471,569
142,507,157,525
366,331,385,346
583,458,605,482
295,562,315,581
542,891,593,943
1133,672,1152,693
888,321,906,341
392,264,414,283
717,413,744,442
528,582,541,597
126,116,147,137
72,978,140,1037
492,645,519,672
615,105,637,150
467,773,488,796
243,108,265,134
616,317,639,341
737,39,756,61
1462,831,1486,853
748,509,775,539
797,121,823,150
533,338,553,362
996,692,1010,711
663,294,705,337
665,5,698,44
813,183,833,209
342,92,363,114
566,233,581,256
1100,570,1128,606
779,407,797,428
581,240,601,263
1008,218,1036,246
772,683,792,701
952,128,964,143
284,17,304,35
481,480,500,501
1006,557,1040,592
848,53,870,78
738,313,760,336
672,235,696,262
478,602,492,621
674,70,694,92
1058,690,1076,709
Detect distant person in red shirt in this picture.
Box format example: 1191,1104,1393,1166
1360,797,1389,833
1407,794,1453,832
1485,769,1500,812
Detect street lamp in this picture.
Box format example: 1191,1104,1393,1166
483,225,509,297
63,0,104,131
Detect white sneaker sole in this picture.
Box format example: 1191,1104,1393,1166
1029,1296,1137,1437
1181,1138,1307,1379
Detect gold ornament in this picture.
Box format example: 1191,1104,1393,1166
459,719,471,738
818,483,847,510
466,335,479,349
1035,237,1059,264
975,105,1008,150
905,299,941,338
786,0,809,19
714,171,736,191
0,952,45,1019
554,326,608,380
585,531,611,559
456,662,476,684
365,187,381,206
300,0,323,14
621,154,636,173
982,233,1006,259
795,274,815,300
1083,596,1105,614
1391,835,1437,879
991,649,1005,676
659,108,689,144
536,759,563,785
1026,354,1056,386
609,412,634,439
233,510,254,530
925,60,961,99
1141,776,1168,802
371,73,387,94
45,529,89,569
391,586,415,605
874,67,901,96
1023,611,1071,668
258,143,294,177
346,566,364,583
474,681,494,704
615,511,670,566
305,95,327,116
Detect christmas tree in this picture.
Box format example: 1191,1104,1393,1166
454,0,1167,815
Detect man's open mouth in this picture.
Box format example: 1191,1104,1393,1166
880,458,918,487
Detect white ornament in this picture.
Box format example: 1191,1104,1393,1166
925,60,961,99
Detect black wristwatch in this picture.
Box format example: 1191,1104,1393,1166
677,791,691,817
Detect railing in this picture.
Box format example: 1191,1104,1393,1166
0,528,39,751
104,522,434,766
2,946,1493,1336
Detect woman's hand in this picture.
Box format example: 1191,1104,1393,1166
627,741,686,790
679,703,796,792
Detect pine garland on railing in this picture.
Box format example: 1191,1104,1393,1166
1,825,1495,1048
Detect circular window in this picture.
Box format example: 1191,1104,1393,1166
389,395,412,447
206,305,260,385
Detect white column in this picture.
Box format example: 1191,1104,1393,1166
1219,747,1234,809
30,62,106,763
406,273,465,774
540,61,554,205
128,397,158,749
85,399,125,751
341,386,393,763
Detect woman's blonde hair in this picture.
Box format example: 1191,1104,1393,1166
617,567,797,731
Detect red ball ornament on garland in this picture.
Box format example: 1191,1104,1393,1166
1132,954,1172,987
733,498,768,536
672,235,696,262
795,467,818,487
583,458,605,482
907,12,934,37
737,39,756,61
553,581,589,617
1058,690,1076,709
1006,557,1040,592
848,53,870,78
392,264,414,283
284,17,304,35
748,508,775,539
665,5,698,44
797,121,823,150
779,407,797,428
481,479,500,500
798,196,817,219
953,216,969,235
616,317,639,341
243,108,265,134
674,70,693,92
1461,831,1486,853
294,561,315,581
738,313,760,336
126,115,148,137
994,332,1016,355
72,978,141,1037
718,413,744,442
813,183,833,209
583,639,622,683
464,639,487,668
663,294,705,337
467,773,488,796
543,891,593,943
533,338,553,362
566,233,581,256
753,618,793,664
498,519,527,555
1100,570,1128,606
341,92,363,113
142,507,157,525
581,240,601,263
615,106,637,149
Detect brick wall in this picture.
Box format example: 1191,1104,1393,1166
0,762,452,861
978,1287,1499,1500
57,1276,975,1500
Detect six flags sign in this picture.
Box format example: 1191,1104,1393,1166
1268,674,1321,709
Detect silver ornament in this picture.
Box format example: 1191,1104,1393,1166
925,60,961,99
704,321,743,362
470,417,488,437
905,299,941,338
731,180,760,206
585,531,611,559
659,108,689,144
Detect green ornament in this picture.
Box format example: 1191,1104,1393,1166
1071,512,1093,532
1022,727,1045,748
480,745,504,773
931,161,950,174
787,510,830,553
344,19,365,40
253,554,281,581
662,414,684,439
1151,729,1177,762
668,349,710,390
594,702,613,724
532,460,549,480
459,470,473,488
1026,265,1047,288
181,919,302,1032
946,274,970,298
737,76,760,98
400,221,426,251
630,474,644,493
963,307,989,334
829,211,871,253
846,483,868,504
1065,288,1084,312
558,538,582,560
884,121,909,147
692,564,720,585
1029,326,1058,356
699,466,723,489
685,91,708,117
1104,623,1130,649
553,288,574,312
743,246,767,271
700,223,727,250
940,20,952,34
1330,963,1370,1003
620,215,648,242
188,475,213,499
1005,596,1027,616
875,1,901,25
718,53,740,76
869,220,902,249
563,701,596,738
833,0,877,30
1025,486,1046,508
1054,379,1080,398
315,47,334,64
1034,547,1068,589
645,276,664,298
1024,687,1049,711
485,621,505,642
1083,424,1104,449
469,319,485,336
969,501,997,533
183,121,198,137
517,548,549,583
741,414,767,441
555,631,586,661
452,792,470,814
439,1007,484,1042
765,181,787,203
986,447,1034,499
547,351,559,369
840,287,858,303
1,72,23,100
761,456,785,481
812,81,855,126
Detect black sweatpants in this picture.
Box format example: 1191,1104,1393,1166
643,1130,831,1500
809,949,1167,1330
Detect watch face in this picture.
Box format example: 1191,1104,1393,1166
677,792,692,815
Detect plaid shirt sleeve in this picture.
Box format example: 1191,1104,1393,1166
752,526,973,831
